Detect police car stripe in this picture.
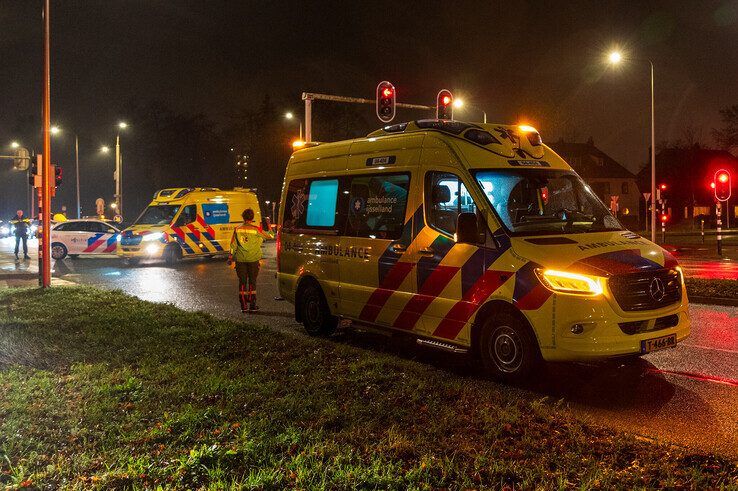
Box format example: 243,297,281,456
103,235,118,253
83,233,106,253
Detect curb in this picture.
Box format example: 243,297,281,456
0,273,38,281
689,296,738,307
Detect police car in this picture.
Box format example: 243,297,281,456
50,219,120,260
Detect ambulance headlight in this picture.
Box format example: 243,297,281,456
145,243,160,255
141,232,164,242
674,266,685,286
536,269,603,296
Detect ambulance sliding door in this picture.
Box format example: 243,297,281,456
338,171,418,327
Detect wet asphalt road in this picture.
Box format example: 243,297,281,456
2,238,737,458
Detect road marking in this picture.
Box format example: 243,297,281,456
647,367,738,387
681,343,738,354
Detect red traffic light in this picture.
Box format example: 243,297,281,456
659,183,667,190
710,182,716,189
436,89,453,120
714,169,731,201
376,81,396,124
660,214,669,223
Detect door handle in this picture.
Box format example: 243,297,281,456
418,247,435,257
390,242,407,253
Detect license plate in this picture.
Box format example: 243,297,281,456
641,333,677,354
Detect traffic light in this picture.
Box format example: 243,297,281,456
714,169,731,201
436,89,453,120
54,165,63,187
656,183,668,202
660,213,669,224
376,81,396,123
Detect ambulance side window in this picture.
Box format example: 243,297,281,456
283,178,342,233
345,173,409,240
174,205,197,227
426,172,478,237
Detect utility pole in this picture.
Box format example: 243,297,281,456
40,0,52,288
75,134,80,218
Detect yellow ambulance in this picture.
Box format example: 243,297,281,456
118,187,262,264
277,120,690,381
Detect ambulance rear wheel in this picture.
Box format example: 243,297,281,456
164,244,182,265
299,281,336,337
51,243,67,260
480,312,540,383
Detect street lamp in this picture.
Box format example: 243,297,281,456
50,125,60,135
284,112,303,140
50,126,84,219
451,98,487,123
606,50,656,243
10,141,20,149
115,121,128,217
100,145,110,153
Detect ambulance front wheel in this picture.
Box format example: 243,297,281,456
298,280,337,337
164,243,183,265
480,312,541,382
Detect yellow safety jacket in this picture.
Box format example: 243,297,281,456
230,221,273,263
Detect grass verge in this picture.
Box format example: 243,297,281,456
686,277,738,300
0,287,736,489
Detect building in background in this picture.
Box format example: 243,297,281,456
637,146,738,227
549,138,641,229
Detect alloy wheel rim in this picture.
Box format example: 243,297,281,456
490,325,523,373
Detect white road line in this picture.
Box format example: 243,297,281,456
681,343,738,354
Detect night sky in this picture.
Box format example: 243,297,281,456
2,0,738,219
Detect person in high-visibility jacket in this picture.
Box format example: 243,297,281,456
228,208,273,312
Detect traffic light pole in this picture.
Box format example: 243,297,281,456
302,92,434,142
717,202,722,256
40,0,52,288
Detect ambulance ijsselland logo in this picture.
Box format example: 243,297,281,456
291,188,307,220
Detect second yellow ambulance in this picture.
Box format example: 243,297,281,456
277,120,690,381
118,187,262,264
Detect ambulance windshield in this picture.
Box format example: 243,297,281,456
474,169,622,235
135,205,181,225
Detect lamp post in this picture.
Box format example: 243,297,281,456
284,112,303,140
49,126,83,218
115,122,127,217
607,50,656,243
452,98,487,123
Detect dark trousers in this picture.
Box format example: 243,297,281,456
235,261,260,310
14,235,28,257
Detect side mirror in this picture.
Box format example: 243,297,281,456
456,212,478,244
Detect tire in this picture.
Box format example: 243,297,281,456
299,280,337,337
164,243,182,265
123,257,140,267
479,312,541,382
51,242,67,260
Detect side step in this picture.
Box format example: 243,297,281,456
416,338,468,354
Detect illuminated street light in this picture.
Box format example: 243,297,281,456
100,145,110,153
10,141,20,149
451,97,487,123
118,121,128,130
605,48,656,242
50,125,61,135
284,112,303,140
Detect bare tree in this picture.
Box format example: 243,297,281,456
712,105,738,151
